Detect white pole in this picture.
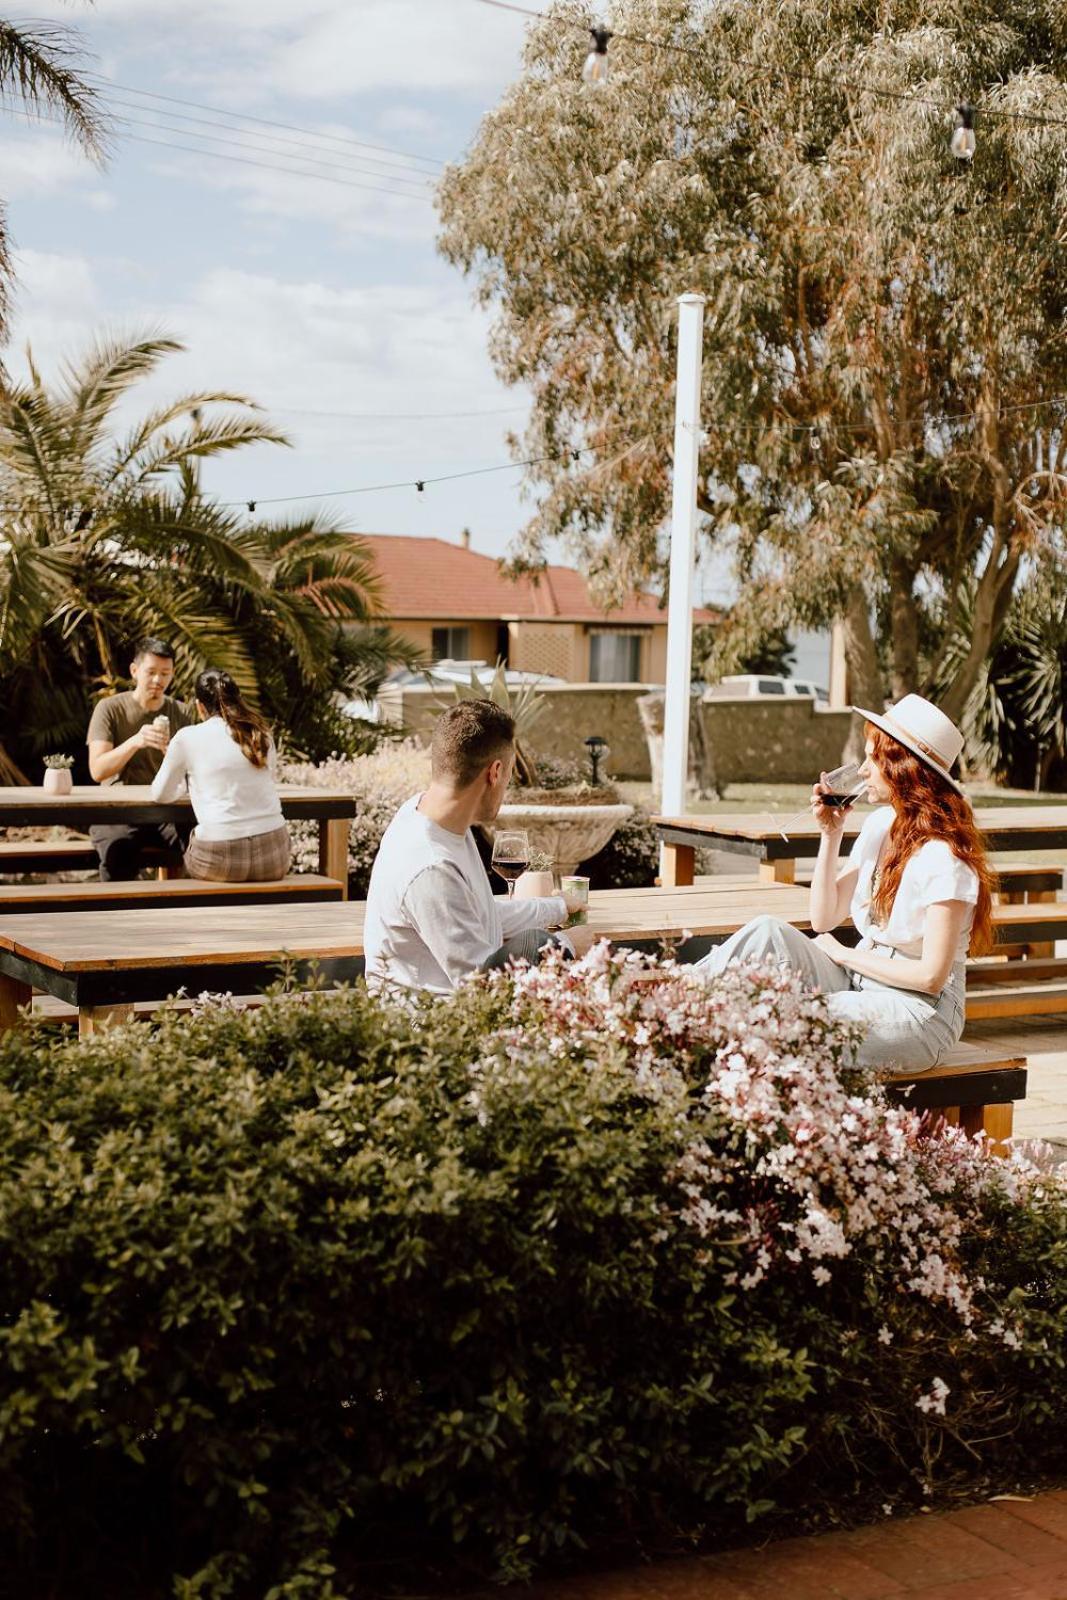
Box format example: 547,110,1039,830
659,291,706,837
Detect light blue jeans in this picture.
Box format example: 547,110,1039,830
694,915,965,1070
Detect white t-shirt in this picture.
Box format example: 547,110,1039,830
364,794,568,994
150,716,284,841
848,806,979,962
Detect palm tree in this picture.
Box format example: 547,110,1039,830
0,332,416,778
0,17,107,337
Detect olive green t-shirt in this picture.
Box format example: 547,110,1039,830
86,691,195,786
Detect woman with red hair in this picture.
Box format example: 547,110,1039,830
697,695,995,1069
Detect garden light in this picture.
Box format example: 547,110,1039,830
584,733,609,784
582,28,610,85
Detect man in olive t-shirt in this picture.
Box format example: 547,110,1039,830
86,636,195,880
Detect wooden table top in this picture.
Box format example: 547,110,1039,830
0,878,1062,977
654,806,1067,853
0,883,810,974
0,784,356,823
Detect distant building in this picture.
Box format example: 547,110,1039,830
355,531,721,684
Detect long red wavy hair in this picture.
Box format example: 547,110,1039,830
865,724,995,957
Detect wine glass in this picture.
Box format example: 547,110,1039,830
774,762,869,841
491,829,530,898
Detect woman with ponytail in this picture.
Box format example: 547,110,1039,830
696,695,994,1070
150,668,291,881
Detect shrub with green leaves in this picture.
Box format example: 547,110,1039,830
0,952,1064,1598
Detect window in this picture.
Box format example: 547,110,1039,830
589,631,642,682
758,678,787,695
431,626,470,661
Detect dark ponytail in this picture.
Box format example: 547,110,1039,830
195,669,272,769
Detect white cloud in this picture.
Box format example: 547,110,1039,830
0,129,113,205
30,0,529,95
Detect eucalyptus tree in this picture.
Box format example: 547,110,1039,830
0,15,106,337
439,0,1067,718
0,333,412,776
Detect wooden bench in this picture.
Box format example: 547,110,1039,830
0,875,344,914
0,837,179,880
0,839,100,875
881,1043,1027,1154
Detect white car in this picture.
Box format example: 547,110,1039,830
704,674,830,704
340,660,565,722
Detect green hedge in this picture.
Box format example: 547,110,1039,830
0,955,1064,1598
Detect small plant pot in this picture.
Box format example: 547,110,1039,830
514,869,555,900
43,768,73,795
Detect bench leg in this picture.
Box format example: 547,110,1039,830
960,1102,1014,1157
759,858,796,885
1026,888,1056,960
78,1003,135,1038
659,843,695,888
0,974,32,1032
319,818,350,899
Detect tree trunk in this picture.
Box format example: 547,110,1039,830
636,691,720,803
939,544,1020,723
841,587,884,763
888,558,920,699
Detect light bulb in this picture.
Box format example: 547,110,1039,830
582,28,610,85
951,104,976,161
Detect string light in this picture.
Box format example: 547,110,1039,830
472,0,1067,151
207,388,1067,513
583,28,611,86
951,104,977,161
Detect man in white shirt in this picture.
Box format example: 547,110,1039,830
364,700,594,994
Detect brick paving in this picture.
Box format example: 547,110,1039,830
527,1492,1067,1599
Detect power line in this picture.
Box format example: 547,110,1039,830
87,74,446,171
3,104,435,201
100,92,439,185
275,404,529,420
99,105,435,190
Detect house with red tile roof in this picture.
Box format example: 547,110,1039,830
356,531,721,684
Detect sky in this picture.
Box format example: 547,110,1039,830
2,0,833,675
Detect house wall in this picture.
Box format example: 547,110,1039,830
507,621,582,680
378,684,855,783
388,618,500,663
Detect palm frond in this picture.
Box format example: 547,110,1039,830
107,392,268,484
0,20,107,155
64,333,184,451
118,414,290,490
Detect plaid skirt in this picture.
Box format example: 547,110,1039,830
184,824,291,883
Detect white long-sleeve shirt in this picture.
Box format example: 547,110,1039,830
150,716,284,841
363,794,568,994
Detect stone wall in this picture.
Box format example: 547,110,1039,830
378,683,856,785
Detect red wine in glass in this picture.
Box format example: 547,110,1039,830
491,829,530,898
492,857,529,883
821,791,859,809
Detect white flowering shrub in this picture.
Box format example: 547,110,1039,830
281,740,431,895
0,952,1064,1593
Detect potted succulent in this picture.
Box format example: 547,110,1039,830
514,847,555,900
42,753,75,795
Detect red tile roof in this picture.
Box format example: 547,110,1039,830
355,534,721,625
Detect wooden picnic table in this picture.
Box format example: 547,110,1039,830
0,784,356,896
4,881,1066,1035
653,806,1067,886
0,885,812,1034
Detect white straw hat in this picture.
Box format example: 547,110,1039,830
851,693,966,795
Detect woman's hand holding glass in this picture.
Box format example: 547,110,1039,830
810,762,867,837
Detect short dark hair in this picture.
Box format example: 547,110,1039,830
431,700,515,787
132,636,175,663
